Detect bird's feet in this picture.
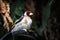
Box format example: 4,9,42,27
22,29,27,32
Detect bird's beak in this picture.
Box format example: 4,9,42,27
29,13,33,15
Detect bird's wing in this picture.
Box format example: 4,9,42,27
15,16,24,24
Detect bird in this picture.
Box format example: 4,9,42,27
11,10,33,33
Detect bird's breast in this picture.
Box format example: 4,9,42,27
21,17,27,24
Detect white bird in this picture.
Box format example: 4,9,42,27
11,11,33,33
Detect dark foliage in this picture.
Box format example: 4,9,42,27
45,0,60,40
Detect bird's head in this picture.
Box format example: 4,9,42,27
24,11,33,17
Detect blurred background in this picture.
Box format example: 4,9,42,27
0,0,60,40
